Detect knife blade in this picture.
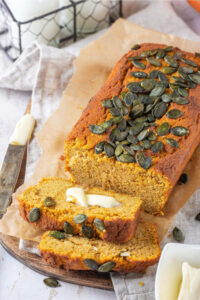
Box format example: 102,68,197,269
0,113,35,218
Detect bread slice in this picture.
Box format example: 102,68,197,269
18,177,142,243
39,222,161,273
64,43,200,214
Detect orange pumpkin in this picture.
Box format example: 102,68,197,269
188,0,200,13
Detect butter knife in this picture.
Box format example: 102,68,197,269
0,114,35,218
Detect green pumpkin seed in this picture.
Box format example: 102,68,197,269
156,49,165,59
178,87,188,97
173,52,182,59
162,67,177,74
102,99,113,108
43,197,55,207
132,103,144,117
28,207,40,223
141,79,156,91
195,213,200,221
117,153,135,163
150,83,166,97
89,124,106,135
161,94,172,103
164,46,173,52
166,138,179,148
128,56,142,61
171,76,185,83
178,173,188,184
109,107,121,117
94,218,105,232
115,144,123,156
172,227,184,243
104,143,115,157
121,106,129,116
110,116,122,124
181,58,197,67
107,140,116,148
82,224,93,238
43,278,60,287
130,144,143,151
140,49,157,57
178,69,188,80
153,102,167,118
110,128,120,142
101,120,112,131
122,145,135,156
131,60,146,69
134,116,148,123
131,44,141,50
151,141,164,153
113,96,123,109
116,131,128,142
49,231,66,240
195,52,200,58
121,91,126,99
147,114,155,122
127,135,138,144
164,55,178,67
84,259,99,271
171,126,189,136
149,70,159,79
129,122,144,135
172,97,189,105
187,80,197,89
73,214,87,224
123,92,135,106
167,109,183,119
179,66,194,74
98,261,116,272
127,82,144,93
117,119,126,131
188,73,200,84
131,71,147,78
158,71,168,83
135,152,152,170
157,122,170,136
141,139,151,149
95,141,105,154
137,129,149,141
148,131,157,141
64,221,74,235
146,57,162,67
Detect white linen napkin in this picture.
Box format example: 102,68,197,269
0,1,200,300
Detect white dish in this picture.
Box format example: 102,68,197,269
155,243,200,300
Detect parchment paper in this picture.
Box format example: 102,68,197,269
1,18,200,242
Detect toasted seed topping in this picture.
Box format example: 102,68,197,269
64,221,74,235
98,261,116,272
151,141,164,153
95,141,105,154
43,197,55,207
131,71,147,78
43,278,60,287
94,218,106,232
157,122,170,136
102,99,113,108
131,60,146,69
166,109,183,119
171,126,189,136
104,143,115,157
135,152,152,169
117,153,135,163
146,57,162,67
49,231,66,240
82,224,94,238
28,207,40,223
84,259,99,270
131,44,141,50
172,227,184,243
166,138,179,148
172,97,189,105
73,214,87,224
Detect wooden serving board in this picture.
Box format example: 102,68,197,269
0,133,113,291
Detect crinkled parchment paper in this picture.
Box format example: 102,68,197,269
1,18,200,242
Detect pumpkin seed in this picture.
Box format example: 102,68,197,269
104,143,115,157
172,97,189,105
171,126,189,136
150,83,166,97
110,128,120,142
141,139,151,149
178,87,188,97
131,71,147,78
137,129,149,141
179,66,194,74
195,213,200,222
121,106,129,116
49,231,66,240
64,221,74,235
98,261,116,272
94,218,105,232
121,140,130,145
123,92,135,106
162,67,177,74
89,124,106,135
166,109,183,119
28,207,40,223
164,46,173,52
102,99,113,108
129,122,144,135
156,49,165,59
141,79,156,91
101,120,112,131
121,91,126,99
128,56,142,61
151,141,164,153
147,114,155,122
188,73,200,84
109,107,121,117
145,104,154,114
178,69,188,80
187,80,197,89
149,70,159,79
115,144,123,156
110,116,122,124
135,152,152,169
43,278,60,287
153,102,167,118
181,58,197,67
82,224,93,238
131,60,146,69
116,153,135,163
43,197,55,207
172,227,184,243
95,141,105,154
178,173,188,184
122,145,135,156
118,119,127,131
131,44,141,50
148,131,157,141
132,103,144,117
73,214,87,224
164,55,178,67
106,140,116,148
127,82,144,93
141,49,157,57
157,122,170,136
195,52,200,58
130,144,143,151
172,76,185,83
127,135,138,144
116,131,128,142
158,71,168,83
113,96,123,109
173,52,182,59
84,259,99,271
134,116,148,123
166,138,179,148
146,57,161,67
161,94,172,103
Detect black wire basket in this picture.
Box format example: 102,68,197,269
0,0,123,61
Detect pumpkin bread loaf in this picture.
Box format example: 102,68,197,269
39,222,161,273
18,177,142,243
65,43,200,214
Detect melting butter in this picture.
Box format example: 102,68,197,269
177,262,200,300
66,187,120,208
10,114,35,145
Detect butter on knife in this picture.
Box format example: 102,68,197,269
9,114,35,145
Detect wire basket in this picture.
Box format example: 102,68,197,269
0,0,123,61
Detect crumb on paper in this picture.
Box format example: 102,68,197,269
139,282,144,286
60,155,65,161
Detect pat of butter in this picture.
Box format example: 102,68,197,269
9,114,35,145
66,187,120,208
177,262,200,300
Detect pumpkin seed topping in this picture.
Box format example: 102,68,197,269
166,138,179,148
123,92,135,106
95,141,105,154
98,261,116,272
161,94,172,103
148,131,157,141
179,66,194,74
164,46,173,52
172,227,185,243
113,96,123,109
178,87,188,97
181,58,197,67
84,259,99,271
28,207,40,223
153,102,167,118
141,79,156,91
117,153,135,163
73,214,87,224
43,197,55,207
164,55,178,68
82,224,94,238
149,70,159,79
195,213,200,221
178,173,188,184
171,126,189,136
151,141,164,153
188,73,200,84
122,145,135,156
131,71,147,78
64,221,74,235
89,124,107,135
156,49,165,59
157,122,170,136
167,109,183,119
146,57,162,67
104,143,115,157
109,107,121,117
131,60,146,69
94,218,106,232
150,83,166,97
172,97,189,105
49,231,66,240
135,152,152,169
131,44,141,50
115,144,123,156
102,99,113,108
43,278,60,287
142,139,151,149
137,128,149,141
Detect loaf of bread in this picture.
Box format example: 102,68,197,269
18,177,142,243
65,43,200,214
38,222,161,273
